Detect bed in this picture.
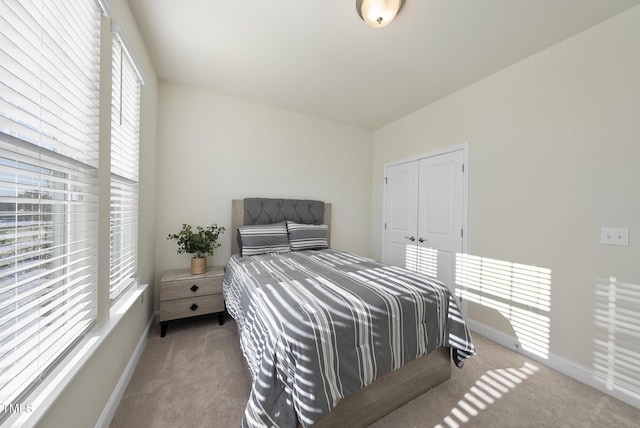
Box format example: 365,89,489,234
224,198,475,428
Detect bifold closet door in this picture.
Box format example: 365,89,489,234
417,150,464,294
383,161,419,270
384,149,464,295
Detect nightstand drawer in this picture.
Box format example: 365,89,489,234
159,266,226,336
159,294,225,322
159,276,223,301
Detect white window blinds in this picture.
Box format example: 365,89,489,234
109,26,142,303
0,0,102,408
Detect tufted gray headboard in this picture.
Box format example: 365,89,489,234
231,198,331,254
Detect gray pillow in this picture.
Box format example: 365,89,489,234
287,221,328,251
238,222,291,256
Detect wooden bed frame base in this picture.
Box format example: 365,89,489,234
230,199,453,427
314,347,451,427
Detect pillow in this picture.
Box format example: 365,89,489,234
287,221,329,251
238,222,290,256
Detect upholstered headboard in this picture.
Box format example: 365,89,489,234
231,198,331,254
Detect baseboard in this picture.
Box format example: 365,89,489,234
467,319,640,410
95,312,157,428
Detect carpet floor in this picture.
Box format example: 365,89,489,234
110,315,640,427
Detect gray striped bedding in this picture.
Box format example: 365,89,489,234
286,221,328,251
223,249,476,428
238,222,291,256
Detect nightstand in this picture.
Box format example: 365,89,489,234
159,266,225,337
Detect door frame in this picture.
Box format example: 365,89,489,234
382,142,470,307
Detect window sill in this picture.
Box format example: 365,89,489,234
3,283,149,428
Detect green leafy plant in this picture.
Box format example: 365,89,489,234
167,223,225,259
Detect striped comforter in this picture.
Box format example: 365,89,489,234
223,249,475,428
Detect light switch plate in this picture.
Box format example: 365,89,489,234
600,227,629,246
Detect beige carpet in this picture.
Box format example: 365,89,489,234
110,315,640,427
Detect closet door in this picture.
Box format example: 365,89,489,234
417,150,464,294
383,161,419,269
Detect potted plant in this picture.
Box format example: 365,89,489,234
167,223,225,274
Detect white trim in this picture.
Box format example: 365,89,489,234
3,284,150,428
383,142,470,168
96,312,156,428
468,319,640,410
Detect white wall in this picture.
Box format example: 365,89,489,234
155,82,373,286
372,6,640,404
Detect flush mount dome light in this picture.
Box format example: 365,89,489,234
356,0,405,28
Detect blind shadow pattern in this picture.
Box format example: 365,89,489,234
435,362,540,428
593,277,640,401
455,254,551,359
405,245,438,278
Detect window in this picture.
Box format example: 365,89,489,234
0,0,102,412
109,24,143,303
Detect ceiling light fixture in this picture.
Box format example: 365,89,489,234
356,0,405,28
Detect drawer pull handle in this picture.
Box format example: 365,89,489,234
190,303,198,311
190,284,199,292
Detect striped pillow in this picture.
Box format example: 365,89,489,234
238,222,291,256
287,221,329,251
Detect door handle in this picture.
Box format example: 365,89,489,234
418,237,426,243
404,236,416,242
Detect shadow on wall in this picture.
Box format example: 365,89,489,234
455,254,552,360
398,246,552,360
405,245,438,278
593,277,640,401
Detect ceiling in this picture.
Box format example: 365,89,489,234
128,0,640,130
